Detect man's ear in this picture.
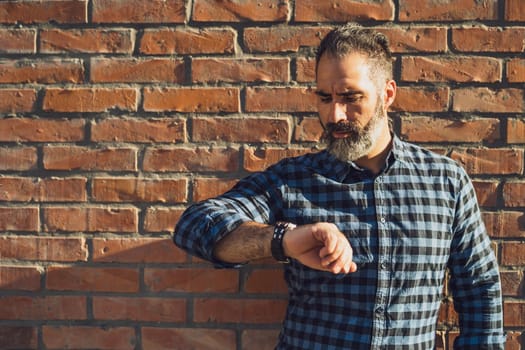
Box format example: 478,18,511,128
383,79,396,111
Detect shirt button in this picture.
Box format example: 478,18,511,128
375,306,384,314
380,262,388,270
380,217,386,223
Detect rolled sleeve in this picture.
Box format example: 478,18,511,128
173,170,282,268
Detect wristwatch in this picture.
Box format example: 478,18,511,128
271,222,296,263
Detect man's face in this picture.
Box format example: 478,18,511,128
315,53,388,162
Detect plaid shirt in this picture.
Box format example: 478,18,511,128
174,136,505,349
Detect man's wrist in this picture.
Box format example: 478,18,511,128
271,222,296,263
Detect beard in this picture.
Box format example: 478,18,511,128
322,99,385,163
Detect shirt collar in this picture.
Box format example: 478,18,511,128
312,134,406,182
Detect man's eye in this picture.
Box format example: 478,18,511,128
343,95,361,103
319,96,332,103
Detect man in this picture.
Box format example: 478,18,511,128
174,23,505,349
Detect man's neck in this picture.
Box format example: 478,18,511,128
355,132,393,175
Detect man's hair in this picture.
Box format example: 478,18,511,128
315,23,393,86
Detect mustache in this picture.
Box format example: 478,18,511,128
325,121,357,133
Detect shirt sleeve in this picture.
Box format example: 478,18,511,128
173,168,282,268
448,167,506,349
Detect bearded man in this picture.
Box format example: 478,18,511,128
173,23,505,349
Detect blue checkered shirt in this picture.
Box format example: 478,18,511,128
174,136,505,349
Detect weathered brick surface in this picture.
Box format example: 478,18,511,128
295,0,394,22
0,29,36,54
92,0,186,23
0,2,523,349
399,0,498,21
193,0,289,22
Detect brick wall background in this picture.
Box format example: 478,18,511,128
0,0,523,349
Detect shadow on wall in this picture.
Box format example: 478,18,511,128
0,237,287,350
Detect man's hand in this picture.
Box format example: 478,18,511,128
282,222,357,274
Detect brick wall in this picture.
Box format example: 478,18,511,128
0,0,523,349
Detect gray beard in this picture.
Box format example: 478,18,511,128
323,101,384,163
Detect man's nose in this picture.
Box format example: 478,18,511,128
328,102,347,124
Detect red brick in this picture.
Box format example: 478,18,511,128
90,58,185,83
92,0,185,23
501,243,525,266
506,0,525,21
296,56,315,82
472,180,499,208
294,117,323,142
437,299,458,327
40,28,133,53
246,87,316,112
452,88,524,113
142,327,236,350
43,146,137,171
0,118,84,142
401,56,502,82
0,207,39,232
504,331,524,350
192,58,289,83
93,296,186,322
295,0,394,22
244,147,311,172
0,326,38,349
483,211,525,238
0,266,41,291
0,147,37,171
0,89,37,113
46,266,139,292
392,87,449,112
143,87,239,113
91,117,185,143
92,177,187,203
500,271,524,297
399,0,497,21
0,59,84,83
0,0,87,24
43,88,137,113
380,26,447,53
503,302,525,326
140,28,235,54
193,0,289,22
194,298,287,323
143,207,184,233
507,118,525,144
0,236,87,262
193,116,291,143
144,267,238,293
244,26,331,53
0,29,36,54
92,238,187,263
43,326,135,350
143,146,240,172
503,181,525,207
450,148,523,175
242,329,281,350
452,27,525,52
0,295,86,320
193,177,238,201
507,58,525,83
400,117,500,143
43,206,137,233
0,177,86,202
244,268,287,294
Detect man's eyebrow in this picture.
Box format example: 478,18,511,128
314,90,330,97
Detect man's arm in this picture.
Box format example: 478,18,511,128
213,221,357,274
448,168,505,349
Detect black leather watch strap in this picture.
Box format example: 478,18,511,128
271,222,296,263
